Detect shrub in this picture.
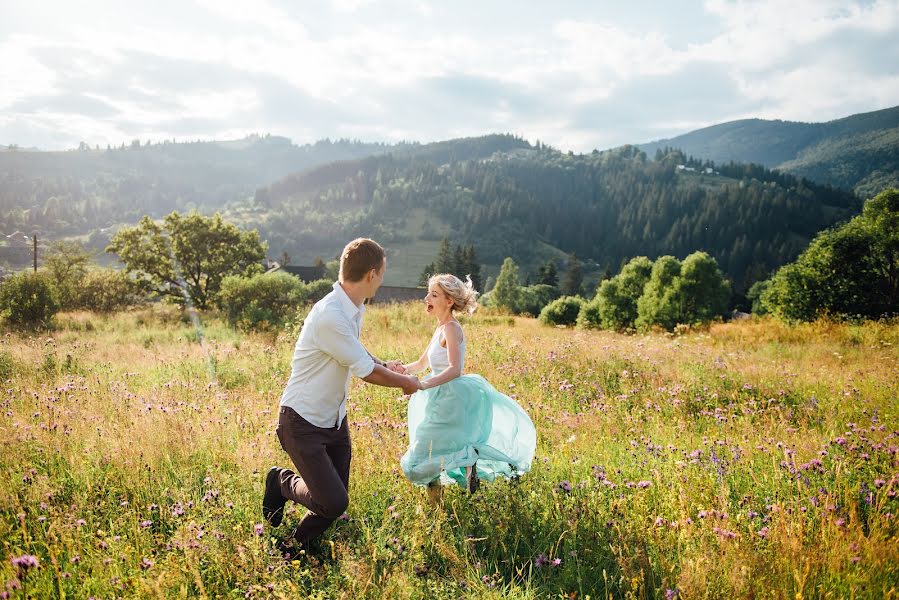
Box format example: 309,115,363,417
218,272,308,331
596,256,653,330
305,279,334,304
517,284,560,317
0,270,60,326
72,268,146,312
576,297,602,329
538,295,584,326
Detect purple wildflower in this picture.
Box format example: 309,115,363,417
139,557,153,570
10,555,39,572
558,481,572,493
534,553,549,568
254,523,264,536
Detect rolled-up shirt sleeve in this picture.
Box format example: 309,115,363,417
314,310,376,378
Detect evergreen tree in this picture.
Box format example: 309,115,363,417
537,259,558,287
462,245,483,292
434,237,454,273
491,257,521,313
561,252,583,296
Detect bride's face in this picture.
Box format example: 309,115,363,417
424,283,453,319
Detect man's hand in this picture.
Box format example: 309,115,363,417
400,375,421,395
385,360,406,374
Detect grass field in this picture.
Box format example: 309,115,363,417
1,305,897,598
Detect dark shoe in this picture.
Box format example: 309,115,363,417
465,464,480,495
262,467,287,527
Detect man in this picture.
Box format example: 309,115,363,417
262,238,420,555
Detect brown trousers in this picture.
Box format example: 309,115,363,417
275,406,351,546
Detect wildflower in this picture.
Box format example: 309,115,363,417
253,523,264,536
10,555,39,572
757,527,769,538
139,557,153,570
551,558,562,567
666,589,679,600
636,480,652,489
140,520,152,529
75,519,86,527
534,553,549,567
558,481,572,493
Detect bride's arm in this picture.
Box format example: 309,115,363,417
419,322,463,389
403,348,430,375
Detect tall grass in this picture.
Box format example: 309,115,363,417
1,306,897,598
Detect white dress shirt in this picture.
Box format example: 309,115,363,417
279,281,376,428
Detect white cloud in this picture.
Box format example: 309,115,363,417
0,0,896,151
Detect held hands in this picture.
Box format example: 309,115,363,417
400,374,421,396
385,360,406,374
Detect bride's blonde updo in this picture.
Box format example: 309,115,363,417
429,273,480,315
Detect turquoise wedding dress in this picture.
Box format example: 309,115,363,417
400,324,537,487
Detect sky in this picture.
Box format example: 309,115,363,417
1,0,898,152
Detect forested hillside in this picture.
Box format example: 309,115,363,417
638,105,899,196
251,142,858,293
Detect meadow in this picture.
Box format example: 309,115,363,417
0,303,897,599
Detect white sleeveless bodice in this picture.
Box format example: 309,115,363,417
426,323,465,375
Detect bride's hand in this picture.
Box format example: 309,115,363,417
385,360,406,374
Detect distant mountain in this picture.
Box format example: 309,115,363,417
251,141,858,296
0,132,863,306
638,105,899,197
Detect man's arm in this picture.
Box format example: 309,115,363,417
362,364,421,395
369,351,406,373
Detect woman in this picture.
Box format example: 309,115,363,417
399,273,536,494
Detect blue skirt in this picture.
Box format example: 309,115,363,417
400,374,536,487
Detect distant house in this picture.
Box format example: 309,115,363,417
269,263,326,283
272,263,425,304
369,285,426,304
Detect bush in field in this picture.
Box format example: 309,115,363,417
636,252,730,331
595,256,653,330
0,270,59,326
45,241,93,309
218,272,308,330
490,257,522,313
518,284,561,317
538,295,584,326
72,268,146,312
305,278,335,304
635,255,683,330
760,188,899,321
576,297,602,329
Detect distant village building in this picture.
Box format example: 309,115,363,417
369,285,426,304
272,262,425,304
268,263,326,283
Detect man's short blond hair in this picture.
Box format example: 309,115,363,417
339,238,386,282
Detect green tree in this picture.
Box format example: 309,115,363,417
761,189,898,320
635,256,682,331
44,241,93,309
596,256,654,330
672,251,730,324
491,257,521,313
434,237,455,274
560,252,583,296
106,211,266,309
0,270,59,326
462,245,483,292
537,259,558,287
